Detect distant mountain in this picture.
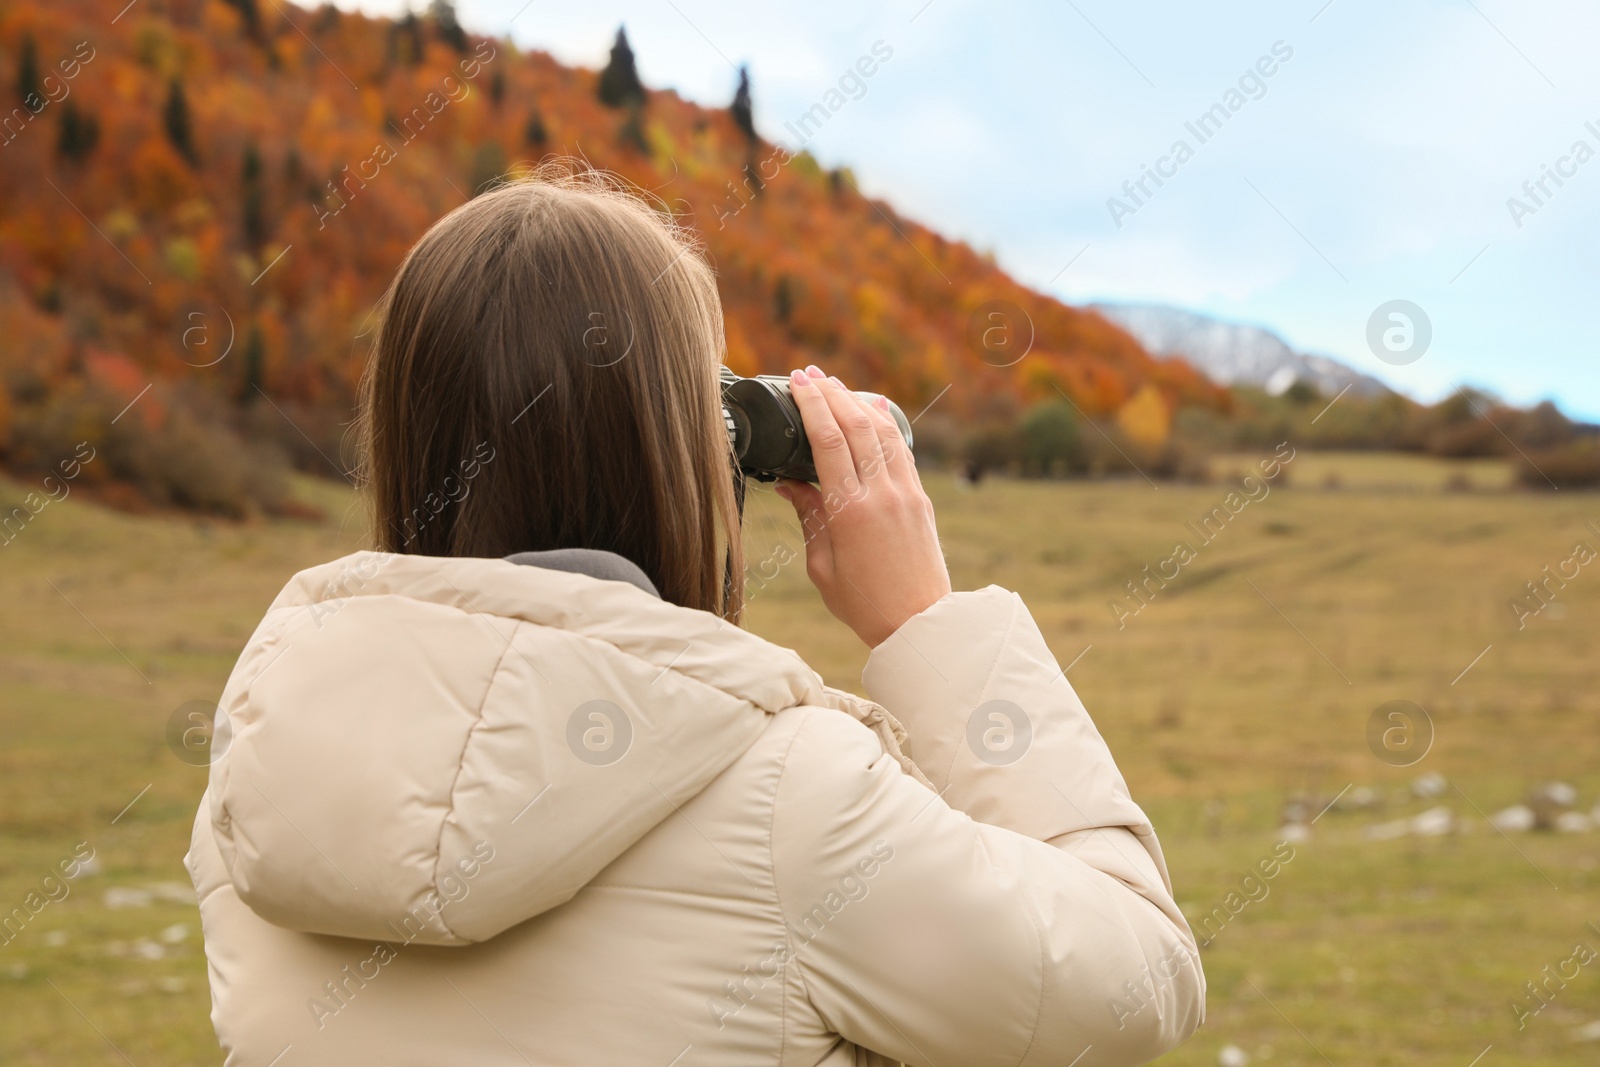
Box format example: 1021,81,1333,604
1092,303,1392,399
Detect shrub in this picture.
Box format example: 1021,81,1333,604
1017,400,1085,477
1084,424,1209,483
954,400,1209,484
241,398,354,480
6,382,292,518
1426,418,1503,458
1505,400,1576,449
108,403,289,516
908,412,958,470
958,420,1019,479
1517,438,1600,490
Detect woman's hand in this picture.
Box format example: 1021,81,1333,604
774,365,951,648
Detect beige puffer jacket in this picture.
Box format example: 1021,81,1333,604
187,551,1204,1066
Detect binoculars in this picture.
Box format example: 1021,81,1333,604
721,368,914,483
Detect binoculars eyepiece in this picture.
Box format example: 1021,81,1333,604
721,368,914,484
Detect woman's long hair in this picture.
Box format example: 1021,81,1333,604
358,166,745,621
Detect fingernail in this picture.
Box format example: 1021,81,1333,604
875,395,890,411
790,369,811,387
830,377,845,389
774,483,791,501
805,365,825,378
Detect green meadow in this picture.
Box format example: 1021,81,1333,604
2,453,1597,1065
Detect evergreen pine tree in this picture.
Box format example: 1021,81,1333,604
243,185,266,247
242,142,267,247
774,276,793,323
730,65,756,142
388,12,425,67
429,1,469,54
56,101,100,162
240,325,266,402
17,35,42,112
221,0,261,37
597,27,644,109
524,110,548,147
164,78,199,165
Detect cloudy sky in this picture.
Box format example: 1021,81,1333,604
333,0,1600,419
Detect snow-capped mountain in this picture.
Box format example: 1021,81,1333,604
1092,303,1392,398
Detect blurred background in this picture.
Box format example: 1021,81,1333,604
1,1,1596,1064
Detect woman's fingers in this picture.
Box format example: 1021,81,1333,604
775,478,829,544
778,365,950,648
861,392,911,484
788,369,857,490
817,372,886,483
774,478,834,584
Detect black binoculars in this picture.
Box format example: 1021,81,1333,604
721,368,914,483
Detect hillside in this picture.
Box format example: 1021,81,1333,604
0,0,1224,512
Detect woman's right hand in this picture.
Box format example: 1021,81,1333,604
774,365,951,649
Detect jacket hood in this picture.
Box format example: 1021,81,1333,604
206,551,829,947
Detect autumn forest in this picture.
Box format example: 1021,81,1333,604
0,0,1591,517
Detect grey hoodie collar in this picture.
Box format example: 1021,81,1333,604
504,548,660,599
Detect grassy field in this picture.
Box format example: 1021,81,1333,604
2,452,1597,1065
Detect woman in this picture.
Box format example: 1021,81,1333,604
187,171,1204,1066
